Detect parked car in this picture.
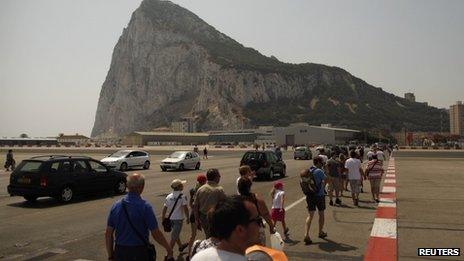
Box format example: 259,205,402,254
101,150,150,171
160,151,201,171
7,155,127,203
293,146,312,160
240,150,286,180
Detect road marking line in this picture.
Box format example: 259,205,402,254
365,157,397,260
370,218,397,238
379,198,395,203
285,196,306,211
382,186,396,193
378,201,396,208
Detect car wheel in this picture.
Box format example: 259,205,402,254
120,162,128,171
143,161,150,170
294,157,297,160
179,164,185,171
24,195,38,202
115,179,127,194
195,162,200,170
59,186,74,203
161,166,166,172
268,169,274,180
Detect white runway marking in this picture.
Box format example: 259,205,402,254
378,201,396,208
370,218,397,238
382,186,396,193
384,179,396,184
386,174,396,178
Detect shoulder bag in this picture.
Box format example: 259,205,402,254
162,194,183,232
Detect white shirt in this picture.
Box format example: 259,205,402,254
272,190,285,209
376,151,385,161
345,158,362,180
319,154,328,164
191,247,247,261
164,191,188,220
236,176,241,194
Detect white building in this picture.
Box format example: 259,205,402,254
274,123,359,146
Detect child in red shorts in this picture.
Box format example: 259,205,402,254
270,181,289,237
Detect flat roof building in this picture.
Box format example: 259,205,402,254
123,132,209,146
274,123,360,146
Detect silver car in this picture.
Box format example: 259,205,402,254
293,146,312,160
160,151,201,171
101,150,151,171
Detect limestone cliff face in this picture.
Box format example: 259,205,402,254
91,0,447,137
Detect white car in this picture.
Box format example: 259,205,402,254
160,151,201,171
101,150,150,171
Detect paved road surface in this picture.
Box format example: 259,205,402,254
0,150,380,260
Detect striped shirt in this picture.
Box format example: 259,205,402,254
366,160,383,178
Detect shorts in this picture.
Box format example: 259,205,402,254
369,178,381,190
306,195,326,212
349,180,361,194
170,219,183,241
328,177,342,192
271,208,285,222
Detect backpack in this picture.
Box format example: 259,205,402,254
300,168,319,196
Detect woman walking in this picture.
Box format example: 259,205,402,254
187,174,207,259
365,154,384,202
238,177,276,245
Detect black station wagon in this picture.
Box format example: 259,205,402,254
7,155,127,203
240,151,286,180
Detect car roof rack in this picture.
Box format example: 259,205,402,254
30,155,92,160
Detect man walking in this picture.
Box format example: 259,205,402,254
326,153,342,206
345,151,365,206
105,173,173,260
203,147,208,159
192,195,262,260
236,165,255,194
302,156,327,245
194,168,226,238
4,149,15,171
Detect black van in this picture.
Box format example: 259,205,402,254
7,155,127,203
240,151,286,180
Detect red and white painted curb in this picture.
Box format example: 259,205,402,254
364,156,397,261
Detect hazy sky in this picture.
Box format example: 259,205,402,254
1,0,463,137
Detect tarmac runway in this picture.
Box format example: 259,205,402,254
0,149,461,260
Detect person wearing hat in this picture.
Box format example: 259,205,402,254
270,181,289,237
187,174,207,259
162,179,190,254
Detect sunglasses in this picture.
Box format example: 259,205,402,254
248,216,264,227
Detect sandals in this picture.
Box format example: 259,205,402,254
318,231,328,239
304,236,313,245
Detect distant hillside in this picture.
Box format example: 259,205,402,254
91,0,448,137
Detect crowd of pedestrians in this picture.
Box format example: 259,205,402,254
105,144,387,260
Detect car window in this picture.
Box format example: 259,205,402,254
127,152,136,158
192,152,198,158
186,153,192,159
109,150,128,157
88,161,107,173
60,161,73,173
73,160,88,173
136,151,147,157
16,161,42,173
243,152,264,161
170,152,186,158
50,162,60,173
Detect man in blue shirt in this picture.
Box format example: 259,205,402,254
105,173,173,260
303,156,327,245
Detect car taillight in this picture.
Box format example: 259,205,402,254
40,176,47,187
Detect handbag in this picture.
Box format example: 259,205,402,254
122,201,157,261
162,194,183,232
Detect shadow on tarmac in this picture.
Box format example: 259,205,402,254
316,238,357,253
7,191,126,209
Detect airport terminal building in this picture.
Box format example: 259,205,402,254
274,123,359,146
